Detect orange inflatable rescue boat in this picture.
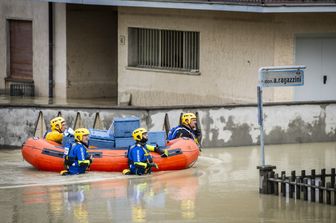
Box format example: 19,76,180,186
22,137,200,172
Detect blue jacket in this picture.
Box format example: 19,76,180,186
67,142,91,175
127,143,153,175
167,125,198,142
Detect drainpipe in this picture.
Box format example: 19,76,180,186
48,2,54,98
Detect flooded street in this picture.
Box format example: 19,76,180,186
0,142,336,223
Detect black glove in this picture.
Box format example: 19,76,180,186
148,162,158,169
147,156,153,163
154,145,168,157
194,129,202,138
79,162,88,167
154,144,160,152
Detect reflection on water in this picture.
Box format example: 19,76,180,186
0,142,335,222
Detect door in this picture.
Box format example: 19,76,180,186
295,37,336,101
8,20,33,80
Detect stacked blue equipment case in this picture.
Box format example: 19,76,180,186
113,117,139,148
89,117,139,149
147,131,166,148
89,117,167,149
88,129,115,149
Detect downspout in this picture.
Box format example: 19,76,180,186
48,2,54,98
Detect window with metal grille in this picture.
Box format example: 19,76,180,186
128,28,199,73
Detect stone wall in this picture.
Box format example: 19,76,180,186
1,102,335,148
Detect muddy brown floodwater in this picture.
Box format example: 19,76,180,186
0,142,335,222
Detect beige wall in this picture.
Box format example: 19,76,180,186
118,8,336,106
2,3,336,106
66,4,118,99
0,0,49,96
54,3,67,98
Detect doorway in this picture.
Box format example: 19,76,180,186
295,36,336,101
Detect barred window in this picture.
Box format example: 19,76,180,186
128,27,199,73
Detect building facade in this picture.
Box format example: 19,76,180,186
0,0,49,97
0,0,336,106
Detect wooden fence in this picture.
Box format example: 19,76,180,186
258,165,336,205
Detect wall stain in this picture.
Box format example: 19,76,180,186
224,116,253,146
266,107,335,144
202,110,215,147
1,105,336,148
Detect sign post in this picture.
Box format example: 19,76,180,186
257,65,305,166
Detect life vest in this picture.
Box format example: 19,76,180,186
167,126,180,140
43,130,51,139
62,134,75,147
64,142,77,169
127,143,154,175
167,126,196,141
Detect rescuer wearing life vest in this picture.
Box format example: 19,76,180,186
45,116,67,144
167,113,201,145
61,128,92,175
123,128,168,175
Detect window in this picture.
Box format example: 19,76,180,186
128,28,199,73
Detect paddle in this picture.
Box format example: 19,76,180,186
195,111,202,151
163,113,171,138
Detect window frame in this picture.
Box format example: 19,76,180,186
127,27,200,75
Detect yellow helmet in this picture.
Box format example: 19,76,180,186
132,128,147,141
50,117,65,131
74,128,90,142
181,113,197,126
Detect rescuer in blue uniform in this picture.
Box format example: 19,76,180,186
61,128,92,175
167,113,201,145
123,128,165,175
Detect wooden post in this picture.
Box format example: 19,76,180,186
281,171,286,197
326,182,331,205
295,177,300,200
334,184,336,206
303,178,308,201
331,168,335,188
321,169,326,187
274,173,279,196
311,179,315,202
268,171,275,194
318,181,324,204
311,169,316,202
257,165,276,194
319,169,326,204
301,170,306,192
289,171,295,198
311,169,315,179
